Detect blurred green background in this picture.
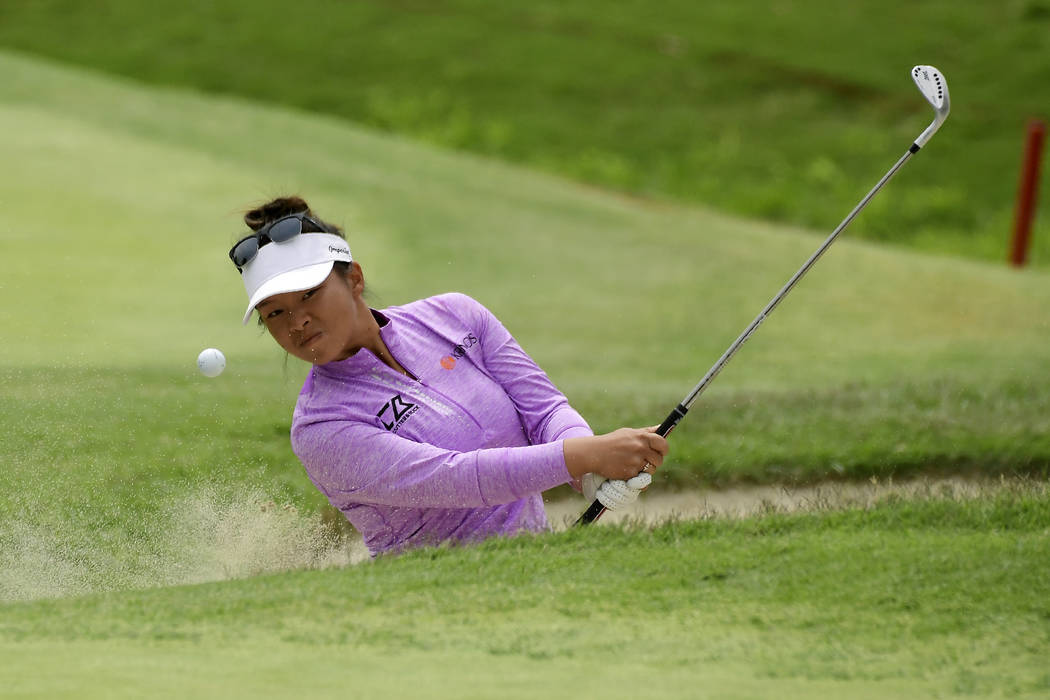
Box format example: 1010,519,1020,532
0,0,1048,263
1,1,1047,499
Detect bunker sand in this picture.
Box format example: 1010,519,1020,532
545,475,1008,529
0,476,1023,604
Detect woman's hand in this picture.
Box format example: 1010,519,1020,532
563,427,669,481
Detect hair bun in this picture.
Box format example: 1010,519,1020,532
244,196,311,232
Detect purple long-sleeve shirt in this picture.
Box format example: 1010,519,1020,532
290,292,592,555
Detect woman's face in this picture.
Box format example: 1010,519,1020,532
256,264,370,365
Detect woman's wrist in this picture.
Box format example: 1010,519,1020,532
563,436,598,480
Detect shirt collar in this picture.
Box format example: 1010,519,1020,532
313,308,395,378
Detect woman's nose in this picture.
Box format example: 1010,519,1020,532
289,308,310,331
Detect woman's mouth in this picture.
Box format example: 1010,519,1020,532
299,331,323,348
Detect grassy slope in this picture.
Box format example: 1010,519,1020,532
0,46,1047,589
1,49,1047,493
2,491,1050,698
1,50,1049,700
0,1,1047,264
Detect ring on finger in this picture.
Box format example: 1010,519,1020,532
641,461,652,473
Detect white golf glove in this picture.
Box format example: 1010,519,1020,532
585,473,652,511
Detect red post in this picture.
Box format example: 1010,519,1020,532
1009,119,1046,267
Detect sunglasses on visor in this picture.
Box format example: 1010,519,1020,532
228,212,329,271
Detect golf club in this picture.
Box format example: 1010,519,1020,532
577,65,951,526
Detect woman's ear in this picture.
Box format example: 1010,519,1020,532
348,261,365,297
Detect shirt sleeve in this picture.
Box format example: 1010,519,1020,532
292,293,592,507
453,294,594,445
291,418,572,508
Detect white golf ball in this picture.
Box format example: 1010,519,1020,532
197,348,226,378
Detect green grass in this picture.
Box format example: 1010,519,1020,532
2,47,1050,698
1,48,1047,485
0,0,1048,264
3,489,1050,698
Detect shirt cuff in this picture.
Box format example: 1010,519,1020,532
476,441,573,504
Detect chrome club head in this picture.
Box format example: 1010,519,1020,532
911,65,951,148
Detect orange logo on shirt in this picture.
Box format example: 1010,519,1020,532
440,356,456,370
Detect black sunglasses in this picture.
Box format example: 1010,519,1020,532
228,212,329,271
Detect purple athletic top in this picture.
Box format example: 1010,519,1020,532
290,293,592,555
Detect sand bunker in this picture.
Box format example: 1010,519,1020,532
544,474,1009,529
0,475,1029,603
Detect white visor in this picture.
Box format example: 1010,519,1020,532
239,233,352,324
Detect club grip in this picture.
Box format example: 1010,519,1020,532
576,498,606,526
574,404,689,526
656,403,689,437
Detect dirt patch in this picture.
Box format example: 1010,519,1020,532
544,475,1007,529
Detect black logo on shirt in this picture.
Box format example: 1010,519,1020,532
441,332,479,369
377,394,418,432
451,332,478,359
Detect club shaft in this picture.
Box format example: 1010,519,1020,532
576,143,921,527
679,144,918,412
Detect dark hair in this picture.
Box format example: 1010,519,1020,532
243,195,345,237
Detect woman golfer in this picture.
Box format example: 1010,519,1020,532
231,197,668,556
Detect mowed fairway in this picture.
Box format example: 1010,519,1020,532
1,51,1049,697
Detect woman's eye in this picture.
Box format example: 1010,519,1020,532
266,309,284,319
303,288,318,300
